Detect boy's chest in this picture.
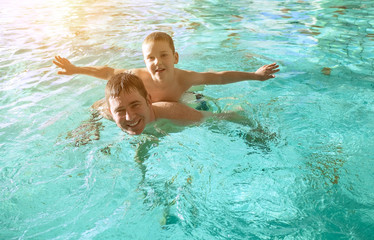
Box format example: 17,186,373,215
143,78,186,102
148,83,185,102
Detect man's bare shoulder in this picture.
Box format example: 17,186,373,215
91,98,113,121
152,101,203,122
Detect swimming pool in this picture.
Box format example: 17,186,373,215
1,0,373,239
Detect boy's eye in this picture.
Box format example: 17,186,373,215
148,56,155,61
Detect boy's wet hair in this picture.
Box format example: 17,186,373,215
143,32,175,53
105,72,148,107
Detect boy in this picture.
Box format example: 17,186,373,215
53,32,279,103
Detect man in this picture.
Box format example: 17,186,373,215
104,72,224,135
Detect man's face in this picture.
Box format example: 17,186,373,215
142,40,179,81
109,89,153,135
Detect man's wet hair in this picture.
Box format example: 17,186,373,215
105,72,148,107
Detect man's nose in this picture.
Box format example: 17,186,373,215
125,110,135,121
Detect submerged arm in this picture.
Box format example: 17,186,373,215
53,56,125,80
152,102,255,126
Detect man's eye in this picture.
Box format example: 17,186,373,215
130,103,139,109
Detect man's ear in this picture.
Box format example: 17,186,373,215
106,108,114,121
146,94,152,105
174,52,179,64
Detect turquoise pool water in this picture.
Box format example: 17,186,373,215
1,0,374,239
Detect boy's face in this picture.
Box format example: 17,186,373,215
109,89,153,135
142,40,179,81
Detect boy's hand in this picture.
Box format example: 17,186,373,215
53,56,77,75
255,63,280,81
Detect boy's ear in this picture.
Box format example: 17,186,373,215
174,52,179,64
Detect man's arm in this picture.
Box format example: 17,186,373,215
53,56,126,80
185,63,279,86
152,102,250,125
152,102,205,123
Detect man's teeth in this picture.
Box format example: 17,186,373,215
128,119,140,127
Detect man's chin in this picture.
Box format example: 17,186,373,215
123,125,145,135
122,128,143,135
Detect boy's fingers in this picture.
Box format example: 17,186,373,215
62,58,71,64
52,60,60,66
52,60,63,68
266,64,278,69
269,64,279,69
54,56,69,64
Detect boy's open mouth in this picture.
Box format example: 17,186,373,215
155,68,165,73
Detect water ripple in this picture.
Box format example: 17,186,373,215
1,0,374,239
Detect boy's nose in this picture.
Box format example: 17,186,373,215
155,57,162,65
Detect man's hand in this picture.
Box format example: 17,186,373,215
53,56,77,75
255,63,280,81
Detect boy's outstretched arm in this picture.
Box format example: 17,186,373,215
187,63,279,85
52,56,126,80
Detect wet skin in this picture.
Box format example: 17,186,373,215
108,90,155,135
142,40,179,83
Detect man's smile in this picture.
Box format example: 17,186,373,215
126,119,141,128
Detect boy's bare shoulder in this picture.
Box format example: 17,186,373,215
175,67,193,75
175,68,202,87
175,68,198,81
